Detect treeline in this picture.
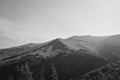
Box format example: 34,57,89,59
6,62,58,80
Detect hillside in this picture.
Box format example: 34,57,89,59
1,35,120,80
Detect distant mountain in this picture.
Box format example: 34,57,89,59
98,34,120,62
1,34,120,80
66,35,109,54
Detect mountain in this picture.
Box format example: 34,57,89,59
1,34,120,80
66,35,109,54
0,43,39,61
98,34,120,62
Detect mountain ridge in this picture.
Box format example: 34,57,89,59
0,35,117,61
1,35,120,80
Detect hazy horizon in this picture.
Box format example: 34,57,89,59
0,0,120,48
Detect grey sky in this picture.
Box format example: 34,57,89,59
0,0,120,48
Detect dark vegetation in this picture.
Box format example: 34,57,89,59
73,63,120,80
0,49,107,80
